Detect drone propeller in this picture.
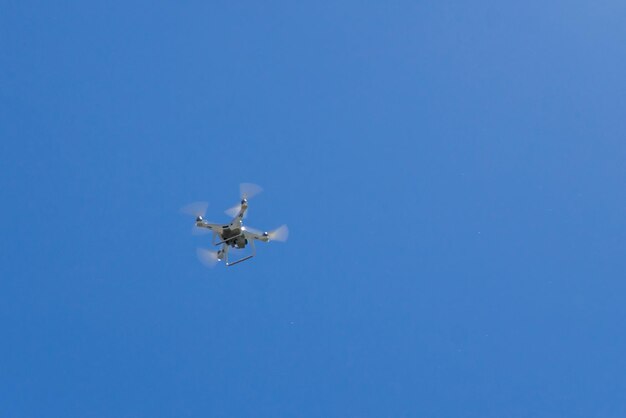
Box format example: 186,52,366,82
181,202,213,235
224,183,263,218
196,248,220,267
268,224,289,242
240,183,263,200
180,201,209,219
224,204,243,218
244,224,289,242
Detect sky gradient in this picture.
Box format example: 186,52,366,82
2,1,626,417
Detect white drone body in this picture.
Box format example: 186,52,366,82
183,183,288,267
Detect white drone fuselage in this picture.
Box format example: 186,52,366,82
195,198,270,266
185,183,288,267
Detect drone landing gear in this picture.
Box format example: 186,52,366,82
211,231,255,267
226,255,254,267
224,239,256,267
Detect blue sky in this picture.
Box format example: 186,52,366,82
2,1,626,417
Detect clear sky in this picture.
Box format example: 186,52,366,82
2,1,626,417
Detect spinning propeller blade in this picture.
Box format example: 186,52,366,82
224,183,263,218
242,225,288,241
268,224,289,242
196,248,220,267
180,201,209,218
240,183,263,200
225,205,242,218
181,202,214,235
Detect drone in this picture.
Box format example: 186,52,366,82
182,183,288,267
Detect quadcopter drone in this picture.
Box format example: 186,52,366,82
182,183,288,267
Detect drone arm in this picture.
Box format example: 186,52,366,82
196,222,223,234
243,230,269,243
